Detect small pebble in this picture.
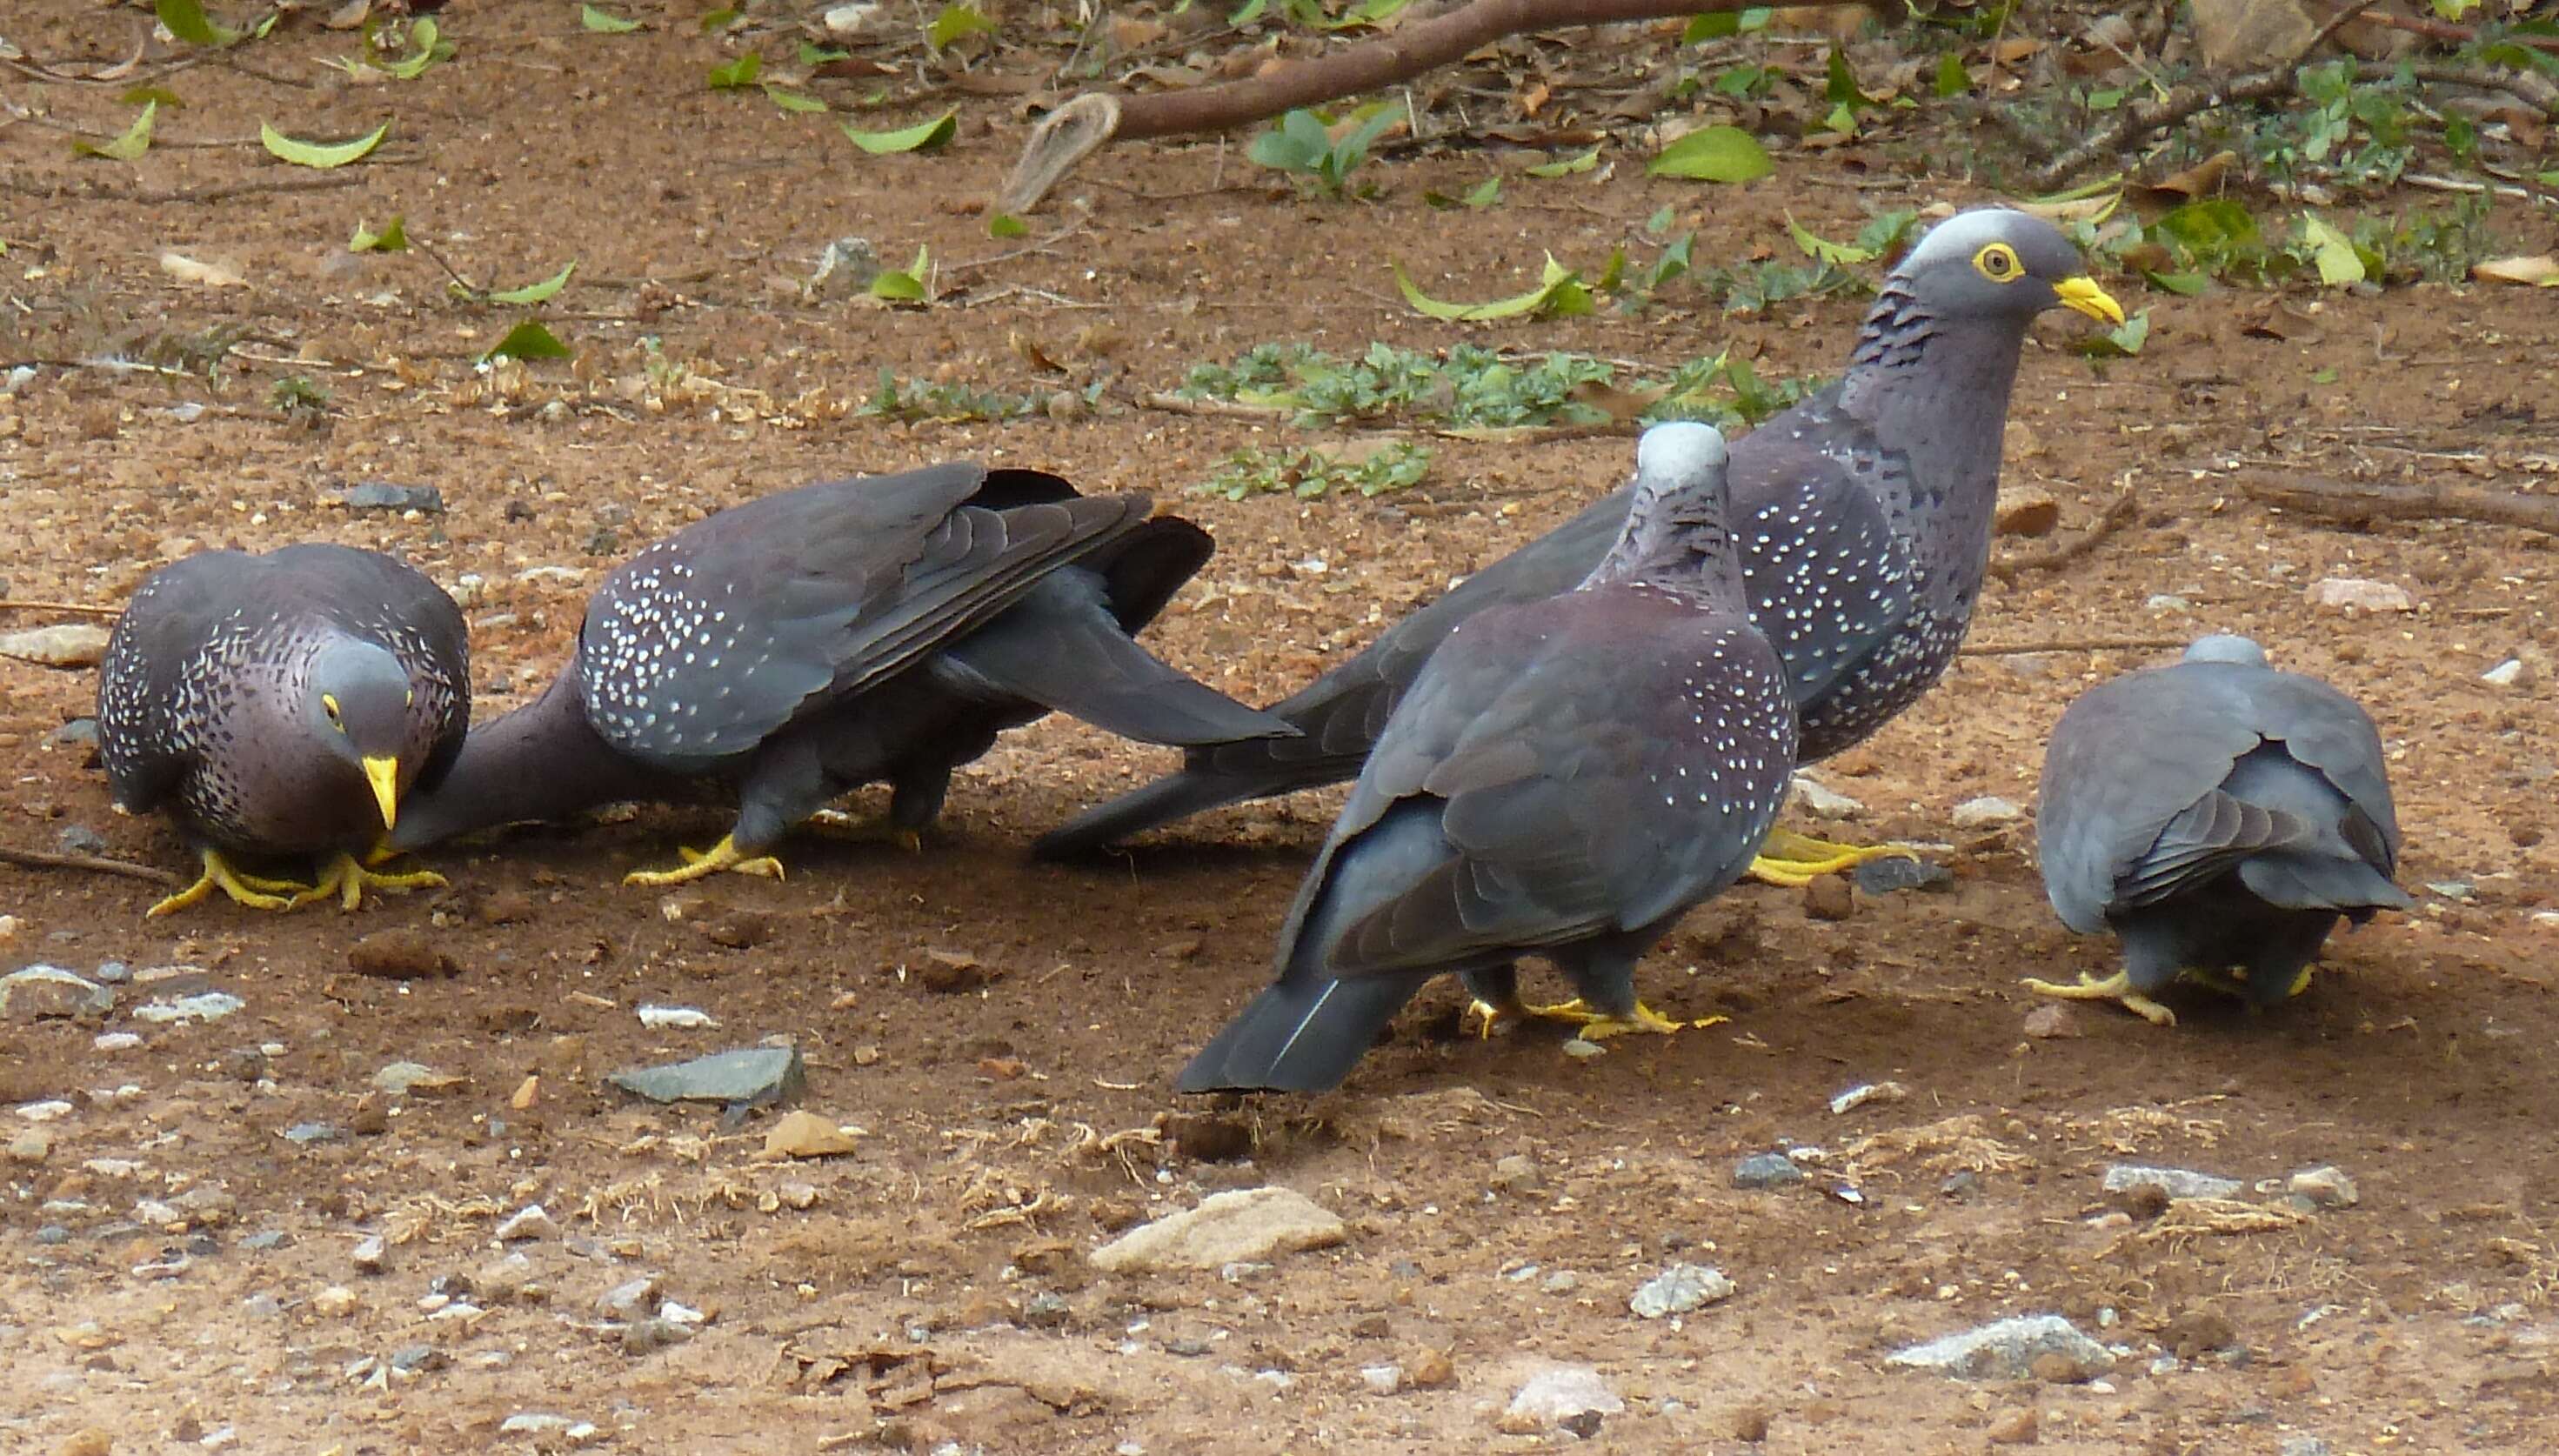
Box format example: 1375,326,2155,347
1360,1364,1402,1395
597,1277,661,1319
2021,1004,2081,1039
1950,796,2023,830
1986,1407,2040,1445
1801,875,1854,921
1830,1081,1908,1115
625,1317,693,1354
2305,577,2415,614
1855,856,1954,894
351,1235,388,1275
2288,1165,2358,1210
389,1343,445,1374
495,1204,558,1242
1629,1263,1734,1319
1732,1152,1805,1190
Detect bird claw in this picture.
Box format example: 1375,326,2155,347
625,836,785,887
1577,1003,1725,1040
804,809,925,855
147,849,311,917
291,852,447,912
1747,827,1921,888
2020,970,2178,1027
1464,998,1520,1040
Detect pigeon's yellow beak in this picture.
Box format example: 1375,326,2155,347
2055,276,2126,327
362,755,402,835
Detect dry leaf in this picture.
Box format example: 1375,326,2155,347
509,1074,540,1110
324,0,373,28
2474,255,2559,287
1008,330,1067,373
159,252,246,288
2144,150,2236,200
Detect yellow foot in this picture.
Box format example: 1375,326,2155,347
1747,826,1921,888
2020,970,2178,1027
624,834,786,887
1517,998,1727,1041
147,848,313,918
1464,998,1527,1040
291,852,448,912
805,808,925,854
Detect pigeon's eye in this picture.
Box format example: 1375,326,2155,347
1973,243,2022,283
321,694,344,725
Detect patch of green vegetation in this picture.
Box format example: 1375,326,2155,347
857,371,1096,422
1195,441,1431,501
271,373,332,424
1247,104,1400,197
1177,341,1826,433
2072,193,2497,291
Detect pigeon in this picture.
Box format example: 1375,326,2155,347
1176,423,1797,1093
390,463,1294,883
2025,633,2413,1025
1039,206,2124,884
97,544,470,915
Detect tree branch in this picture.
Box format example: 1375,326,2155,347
1988,487,2140,581
2238,472,2559,536
0,844,182,888
998,0,1868,212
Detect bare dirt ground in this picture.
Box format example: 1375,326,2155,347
3,3,2557,1453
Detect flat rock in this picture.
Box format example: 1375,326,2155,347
2288,1165,2358,1210
0,624,111,668
1733,1152,1805,1190
1087,1186,1346,1273
1629,1264,1734,1319
1787,773,1866,819
1855,857,1954,895
347,932,455,980
0,965,115,1023
372,1061,466,1096
2102,1164,2242,1200
131,991,244,1024
1499,1365,1623,1433
337,481,445,513
1887,1314,2115,1381
1951,796,2024,830
607,1045,805,1106
2306,577,2415,614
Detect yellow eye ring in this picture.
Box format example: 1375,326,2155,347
322,693,343,723
1974,242,2022,283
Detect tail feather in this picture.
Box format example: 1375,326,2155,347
1174,972,1432,1093
1032,764,1274,859
2238,852,2413,913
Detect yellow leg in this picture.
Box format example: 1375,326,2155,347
624,834,786,887
148,847,312,917
804,808,925,855
291,852,448,912
2020,969,2178,1027
1747,825,1921,887
1510,998,1727,1041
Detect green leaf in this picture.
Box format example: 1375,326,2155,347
870,246,932,303
1820,101,1857,136
707,51,763,89
155,0,240,49
1525,146,1599,177
1248,110,1330,172
1461,174,1501,208
348,215,409,252
765,86,828,113
2074,309,2151,358
1648,232,1694,290
1230,0,1269,22
1681,6,1771,40
1391,253,1590,323
1785,213,1875,267
1648,126,1771,184
925,3,997,51
374,17,451,80
121,85,185,108
489,260,577,305
1825,47,1873,106
259,120,389,169
2299,214,2366,286
2152,197,2259,257
1933,51,1970,97
580,4,640,32
1646,204,1676,234
798,42,851,64
73,102,157,162
842,108,958,154
2142,270,2208,296
698,7,739,31
986,212,1030,239
479,320,572,364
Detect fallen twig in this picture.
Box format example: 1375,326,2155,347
0,172,365,204
1961,637,2188,656
1137,391,1291,422
0,599,122,618
1988,487,2140,581
998,0,1869,212
0,844,182,888
2238,472,2559,536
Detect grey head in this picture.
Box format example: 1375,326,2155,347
302,636,420,834
2183,633,2269,668
1583,421,1740,600
1881,207,2124,331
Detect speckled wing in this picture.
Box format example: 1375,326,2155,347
1300,591,1796,978
576,464,1146,772
2036,661,2402,932
97,551,257,815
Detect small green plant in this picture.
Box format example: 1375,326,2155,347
1195,442,1430,501
857,371,1092,423
271,373,332,424
1248,105,1400,197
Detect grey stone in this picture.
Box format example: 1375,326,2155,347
54,824,108,857
0,624,111,668
388,1343,445,1374
284,1123,344,1145
1629,1264,1734,1319
1501,1365,1622,1432
2102,1164,2242,1200
624,1317,693,1354
243,1231,288,1252
2280,1438,2331,1456
1854,855,1954,895
35,1225,69,1246
1886,1314,2115,1381
0,964,114,1022
132,991,244,1024
90,960,128,984
338,482,446,513
352,1235,388,1275
596,1276,659,1319
1732,1152,1804,1190
494,1204,558,1242
2288,1165,2358,1210
1950,796,2024,830
1787,774,1865,819
607,1045,805,1106
45,718,99,751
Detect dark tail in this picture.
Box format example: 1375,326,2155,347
1032,762,1273,859
1174,972,1432,1094
936,569,1297,749
2238,852,2414,914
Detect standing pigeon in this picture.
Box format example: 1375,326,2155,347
1039,207,2123,884
97,544,469,915
2026,634,2413,1025
390,464,1293,883
1177,423,1797,1094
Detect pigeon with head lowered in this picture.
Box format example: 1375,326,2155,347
391,464,1293,883
1039,206,2123,885
1177,423,1796,1093
97,544,469,915
2025,633,2413,1025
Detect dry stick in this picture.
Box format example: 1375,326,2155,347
997,0,1868,211
0,598,121,617
1987,488,2140,581
0,845,182,888
1961,637,2188,656
2237,473,2559,536
0,172,364,204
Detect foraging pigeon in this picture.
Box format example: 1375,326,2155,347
1039,207,2123,883
390,464,1293,883
1177,424,1796,1093
97,544,469,915
2025,633,2413,1025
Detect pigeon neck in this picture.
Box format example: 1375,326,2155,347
1583,487,1745,604
391,665,658,847
1838,282,2028,506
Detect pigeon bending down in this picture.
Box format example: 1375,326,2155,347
1039,206,2124,885
2026,633,2413,1025
1176,423,1798,1094
391,463,1294,885
97,544,469,915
